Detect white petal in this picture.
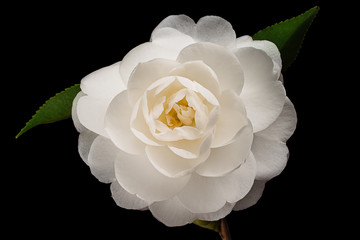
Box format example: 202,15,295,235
256,98,297,142
152,15,196,38
150,197,235,227
177,42,244,94
78,129,98,165
149,197,197,227
234,47,286,132
252,138,288,181
80,61,126,100
211,90,249,148
236,35,252,44
144,79,210,142
146,145,210,178
127,59,179,106
197,202,235,221
233,180,266,211
169,60,221,98
193,81,220,107
76,95,110,137
177,153,256,213
252,98,297,181
104,91,146,155
168,133,213,159
72,91,86,133
171,126,204,141
114,152,191,202
236,35,282,77
186,90,210,130
234,46,275,87
120,42,177,86
111,180,149,210
87,135,119,183
151,27,196,54
151,124,203,142
151,95,166,119
195,16,236,49
196,124,253,177
131,97,163,146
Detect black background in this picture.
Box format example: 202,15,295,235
4,1,330,239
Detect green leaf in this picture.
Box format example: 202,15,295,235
16,84,81,138
253,6,319,70
193,220,221,233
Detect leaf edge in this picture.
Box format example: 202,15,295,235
253,6,320,70
15,83,80,139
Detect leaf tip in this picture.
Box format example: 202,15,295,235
15,83,81,139
15,124,30,139
253,5,320,71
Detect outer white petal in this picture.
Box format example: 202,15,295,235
252,98,297,180
87,136,119,183
152,15,196,38
120,43,178,86
256,98,297,142
72,91,86,133
149,197,197,227
152,15,237,49
211,89,249,148
252,138,288,181
78,129,98,165
236,35,252,44
80,61,126,100
127,59,179,106
111,180,149,210
146,145,210,178
236,35,282,77
234,47,286,132
177,153,256,213
197,202,235,221
104,91,146,155
233,180,266,211
195,16,236,49
150,197,235,227
177,42,244,94
114,151,191,202
196,124,253,177
76,95,110,137
151,27,196,55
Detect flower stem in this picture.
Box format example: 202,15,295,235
219,218,231,240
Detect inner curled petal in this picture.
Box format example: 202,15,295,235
174,101,195,126
163,96,196,129
144,76,219,142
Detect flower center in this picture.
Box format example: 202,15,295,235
164,97,195,129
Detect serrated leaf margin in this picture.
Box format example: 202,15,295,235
16,84,81,138
253,6,319,70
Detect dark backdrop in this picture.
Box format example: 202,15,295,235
5,1,326,239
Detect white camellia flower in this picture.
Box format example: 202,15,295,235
72,15,297,226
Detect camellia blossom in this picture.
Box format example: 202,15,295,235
72,15,297,226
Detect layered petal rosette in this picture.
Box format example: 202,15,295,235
72,15,297,226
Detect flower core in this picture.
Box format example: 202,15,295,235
162,97,195,129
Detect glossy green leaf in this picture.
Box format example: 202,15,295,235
16,84,81,138
253,6,319,70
